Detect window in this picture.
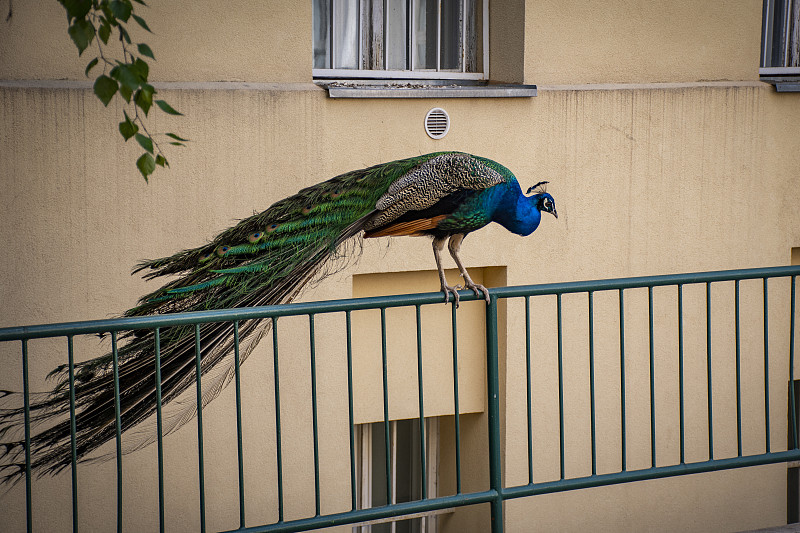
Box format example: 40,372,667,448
355,418,442,533
761,0,800,75
312,0,487,81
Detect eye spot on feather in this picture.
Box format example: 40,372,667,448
248,231,264,243
301,206,313,215
216,245,230,257
267,223,280,233
330,190,342,198
199,252,214,262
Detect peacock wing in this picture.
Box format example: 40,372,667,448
364,152,506,232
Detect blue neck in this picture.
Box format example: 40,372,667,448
491,183,542,236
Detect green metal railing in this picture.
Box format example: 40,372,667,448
2,265,799,532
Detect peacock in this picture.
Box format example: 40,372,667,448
0,151,557,482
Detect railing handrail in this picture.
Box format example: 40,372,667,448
2,265,799,342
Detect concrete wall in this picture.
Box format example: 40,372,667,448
1,1,799,532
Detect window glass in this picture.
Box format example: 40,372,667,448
386,1,409,70
413,0,438,70
312,0,330,68
439,0,462,70
334,0,360,69
312,0,485,79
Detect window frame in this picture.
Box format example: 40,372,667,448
313,0,489,81
760,0,800,75
354,418,445,533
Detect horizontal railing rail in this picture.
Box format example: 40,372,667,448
1,264,799,533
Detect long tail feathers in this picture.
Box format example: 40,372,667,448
0,156,429,484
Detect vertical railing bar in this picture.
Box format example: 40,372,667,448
485,296,504,532
309,314,321,516
154,328,165,533
525,296,534,485
233,322,246,528
677,285,685,464
415,305,428,499
763,277,771,453
451,303,462,494
735,280,743,457
648,287,656,468
21,339,32,533
380,307,392,505
588,291,597,476
706,282,715,459
790,276,798,449
346,311,358,511
111,331,123,533
619,289,627,472
557,293,565,480
272,317,284,522
193,324,206,533
67,335,79,533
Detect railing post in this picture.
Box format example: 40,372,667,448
485,296,504,532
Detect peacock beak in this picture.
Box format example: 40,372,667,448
551,207,558,219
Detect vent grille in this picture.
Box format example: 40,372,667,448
424,108,450,139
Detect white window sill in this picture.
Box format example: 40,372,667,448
320,83,537,99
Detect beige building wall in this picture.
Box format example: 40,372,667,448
1,1,799,532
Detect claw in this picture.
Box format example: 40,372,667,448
465,282,491,304
442,285,460,308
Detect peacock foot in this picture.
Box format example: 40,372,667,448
465,281,491,304
441,284,462,307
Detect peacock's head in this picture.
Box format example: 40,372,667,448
526,182,558,219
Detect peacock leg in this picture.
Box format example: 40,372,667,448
447,234,490,304
432,236,461,306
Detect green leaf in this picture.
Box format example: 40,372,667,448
109,0,132,22
110,63,141,93
68,18,95,55
155,154,167,167
137,43,155,60
93,75,118,106
134,84,154,115
119,84,132,103
135,133,154,153
131,58,149,81
165,132,189,142
60,0,92,21
118,111,138,140
84,57,99,77
98,20,111,44
136,152,155,180
131,13,152,32
155,100,183,116
100,4,117,25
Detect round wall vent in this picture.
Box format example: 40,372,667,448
424,108,450,139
